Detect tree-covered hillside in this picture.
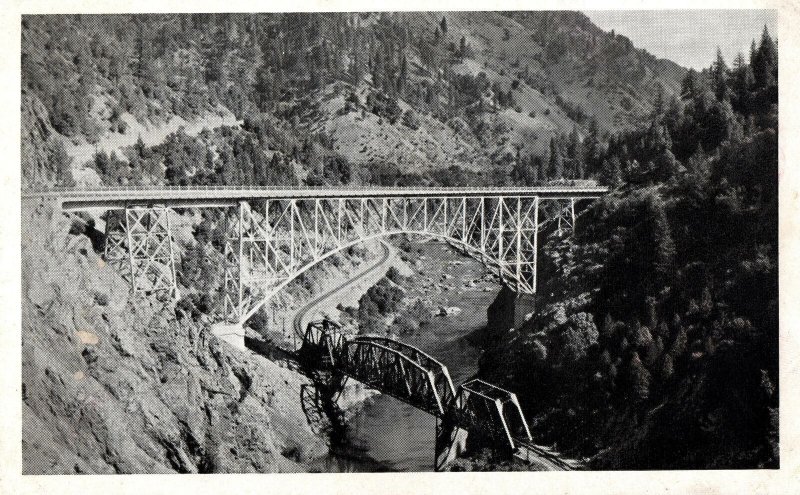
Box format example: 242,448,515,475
21,12,684,189
20,12,779,471
478,27,778,470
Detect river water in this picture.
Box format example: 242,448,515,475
310,239,499,472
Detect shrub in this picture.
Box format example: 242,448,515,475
386,266,404,284
402,109,421,130
248,308,270,335
362,278,404,314
365,91,402,124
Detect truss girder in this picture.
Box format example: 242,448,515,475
352,336,457,408
299,321,532,452
452,379,533,451
99,195,583,323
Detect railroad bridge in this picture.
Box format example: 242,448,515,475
24,184,605,470
298,319,574,470
26,184,608,325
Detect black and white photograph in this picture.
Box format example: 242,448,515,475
11,3,791,488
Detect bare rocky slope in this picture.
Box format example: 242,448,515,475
21,202,331,473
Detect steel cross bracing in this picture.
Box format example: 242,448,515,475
341,336,457,416
452,379,532,451
37,186,606,322
224,194,588,323
298,321,532,453
103,206,178,294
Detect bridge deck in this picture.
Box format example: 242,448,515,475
22,185,610,210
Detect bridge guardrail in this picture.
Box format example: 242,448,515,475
22,180,605,197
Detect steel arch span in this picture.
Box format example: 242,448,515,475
225,195,586,323
29,185,607,324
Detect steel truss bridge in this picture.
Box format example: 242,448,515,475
299,320,573,469
27,185,607,325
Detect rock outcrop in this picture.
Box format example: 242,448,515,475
22,201,327,473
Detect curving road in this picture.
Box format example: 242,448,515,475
292,240,393,344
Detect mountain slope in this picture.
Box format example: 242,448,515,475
21,12,685,188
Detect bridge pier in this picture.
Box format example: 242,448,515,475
103,205,178,295
513,292,538,329
435,416,469,471
487,285,538,332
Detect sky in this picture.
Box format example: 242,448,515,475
585,10,777,70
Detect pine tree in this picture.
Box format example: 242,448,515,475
351,48,364,85
619,336,630,355
566,126,582,179
547,137,564,179
657,322,670,340
681,68,699,100
700,286,713,315
600,349,612,368
398,54,408,96
644,336,664,368
645,192,675,285
753,26,777,89
204,149,215,174
660,353,674,380
670,324,688,357
634,322,653,349
601,156,622,186
711,47,729,101
652,85,665,117
646,296,658,329
609,362,618,381
601,314,616,340
529,155,540,182
134,135,148,159
537,155,547,182
254,65,274,111
51,140,74,187
627,352,651,403
731,52,755,113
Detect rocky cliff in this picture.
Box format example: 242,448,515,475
21,202,328,473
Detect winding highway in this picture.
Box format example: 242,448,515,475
292,240,393,344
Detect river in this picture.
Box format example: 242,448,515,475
310,238,500,472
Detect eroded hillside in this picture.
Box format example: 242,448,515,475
21,202,333,473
